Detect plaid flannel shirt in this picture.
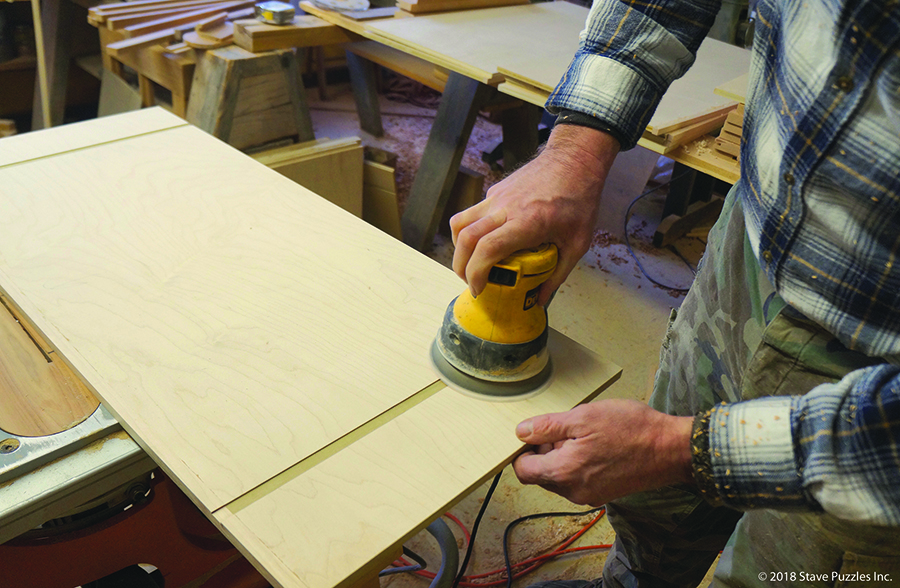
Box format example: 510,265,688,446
548,0,900,525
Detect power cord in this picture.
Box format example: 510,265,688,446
380,546,428,577
453,470,504,588
622,174,698,293
502,507,606,588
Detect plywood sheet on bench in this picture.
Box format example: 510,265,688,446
0,114,464,511
364,1,587,85
496,32,749,136
215,329,619,588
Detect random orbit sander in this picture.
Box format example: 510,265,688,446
431,244,558,400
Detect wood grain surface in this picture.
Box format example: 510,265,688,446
0,295,99,437
215,330,619,588
0,108,185,167
364,2,586,85
0,110,622,588
0,111,462,511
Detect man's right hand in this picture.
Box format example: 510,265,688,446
450,124,620,306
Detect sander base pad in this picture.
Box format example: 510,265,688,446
429,339,553,402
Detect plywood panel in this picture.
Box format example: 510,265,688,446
0,123,463,511
0,108,185,167
496,31,749,136
0,113,625,588
214,330,620,588
364,2,587,85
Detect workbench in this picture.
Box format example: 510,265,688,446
301,1,746,251
0,108,620,588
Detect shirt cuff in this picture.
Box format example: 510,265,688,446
695,398,812,510
546,53,660,150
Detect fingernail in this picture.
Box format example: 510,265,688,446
516,419,533,438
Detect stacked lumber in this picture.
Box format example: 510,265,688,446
396,0,528,16
89,0,256,53
714,103,744,162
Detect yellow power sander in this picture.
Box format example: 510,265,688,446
431,244,558,399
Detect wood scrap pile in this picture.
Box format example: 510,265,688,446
714,103,743,163
395,0,527,17
89,0,256,52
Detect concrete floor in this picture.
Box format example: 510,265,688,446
307,83,713,588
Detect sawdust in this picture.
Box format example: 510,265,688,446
362,92,506,216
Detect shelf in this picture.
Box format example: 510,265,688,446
0,55,37,72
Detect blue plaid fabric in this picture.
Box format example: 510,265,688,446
549,0,900,525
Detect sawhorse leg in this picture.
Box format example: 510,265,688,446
500,101,542,171
652,162,726,247
30,0,71,129
401,72,494,251
346,50,384,137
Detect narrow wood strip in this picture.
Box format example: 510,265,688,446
227,380,446,514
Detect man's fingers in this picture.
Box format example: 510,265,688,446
538,241,588,305
516,412,573,445
449,200,490,247
451,209,507,287
512,451,555,486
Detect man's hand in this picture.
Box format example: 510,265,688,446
513,400,695,506
450,124,620,305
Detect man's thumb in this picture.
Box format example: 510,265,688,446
516,413,569,444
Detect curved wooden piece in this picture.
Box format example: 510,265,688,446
0,295,98,437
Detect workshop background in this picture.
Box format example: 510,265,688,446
0,0,751,585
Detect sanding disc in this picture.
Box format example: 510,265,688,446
430,338,553,402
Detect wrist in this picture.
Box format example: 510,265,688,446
652,412,695,486
542,124,620,181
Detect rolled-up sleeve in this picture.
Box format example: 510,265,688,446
547,0,720,149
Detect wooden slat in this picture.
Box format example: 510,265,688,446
105,28,179,55
123,2,246,37
231,15,354,52
105,3,226,30
397,0,527,14
673,135,740,184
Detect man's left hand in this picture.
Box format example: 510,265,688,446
513,400,695,505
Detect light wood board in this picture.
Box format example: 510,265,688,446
0,109,621,588
214,331,619,588
253,137,365,218
0,108,183,167
0,111,461,511
363,2,587,86
714,72,749,104
493,26,749,137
